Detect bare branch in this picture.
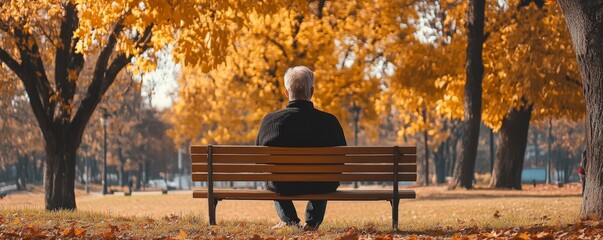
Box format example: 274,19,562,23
316,0,326,19
564,75,583,88
264,36,288,58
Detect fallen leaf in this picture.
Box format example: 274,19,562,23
513,232,530,240
337,227,359,240
248,234,263,240
175,229,188,240
75,228,87,236
374,234,393,240
536,232,555,240
61,227,75,237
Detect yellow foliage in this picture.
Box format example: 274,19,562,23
168,0,416,146
1,0,303,75
382,1,466,149
481,1,584,131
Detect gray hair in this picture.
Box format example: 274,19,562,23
284,66,314,101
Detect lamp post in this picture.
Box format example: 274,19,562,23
547,118,552,184
85,157,89,194
349,103,361,189
101,112,109,195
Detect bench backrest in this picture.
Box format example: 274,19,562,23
191,145,417,183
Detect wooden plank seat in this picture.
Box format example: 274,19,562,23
191,145,417,230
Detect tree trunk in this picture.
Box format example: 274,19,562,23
489,128,495,173
15,156,23,190
449,137,458,177
490,105,533,189
32,155,38,185
444,137,451,179
435,143,446,184
423,133,429,185
118,147,125,187
557,0,603,219
533,129,540,165
449,0,485,189
44,135,78,211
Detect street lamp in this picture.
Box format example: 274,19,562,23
100,111,110,195
349,103,361,189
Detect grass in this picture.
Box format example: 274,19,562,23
0,184,585,239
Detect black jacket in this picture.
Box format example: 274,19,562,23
256,100,347,195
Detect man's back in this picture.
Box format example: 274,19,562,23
256,100,346,195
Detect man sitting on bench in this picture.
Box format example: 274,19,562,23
256,66,347,231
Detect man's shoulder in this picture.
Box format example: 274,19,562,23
260,109,294,124
263,108,293,118
312,108,339,122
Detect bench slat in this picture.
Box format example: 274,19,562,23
190,145,416,155
191,164,417,173
192,173,416,181
191,154,416,164
193,189,416,200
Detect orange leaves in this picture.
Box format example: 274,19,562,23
60,224,87,238
169,1,394,146
174,229,188,240
336,227,360,240
481,0,583,127
545,0,557,6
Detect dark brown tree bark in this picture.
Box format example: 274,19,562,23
422,107,430,186
0,3,152,210
487,0,542,190
435,143,447,184
490,105,533,189
16,155,27,190
557,0,603,219
449,0,485,189
44,136,78,210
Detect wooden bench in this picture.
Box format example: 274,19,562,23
190,145,417,230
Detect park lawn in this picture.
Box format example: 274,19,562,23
0,185,597,239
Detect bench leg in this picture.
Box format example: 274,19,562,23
208,198,218,225
390,199,399,231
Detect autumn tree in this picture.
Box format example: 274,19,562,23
383,0,466,185
550,0,603,218
0,0,299,210
484,0,583,189
169,0,414,147
447,0,486,189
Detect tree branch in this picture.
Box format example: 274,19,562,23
14,29,55,118
264,36,288,59
71,21,153,147
0,47,24,79
291,14,304,52
316,0,326,19
564,75,583,88
55,2,84,122
71,17,126,133
103,24,153,95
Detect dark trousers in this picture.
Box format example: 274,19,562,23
274,200,328,228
